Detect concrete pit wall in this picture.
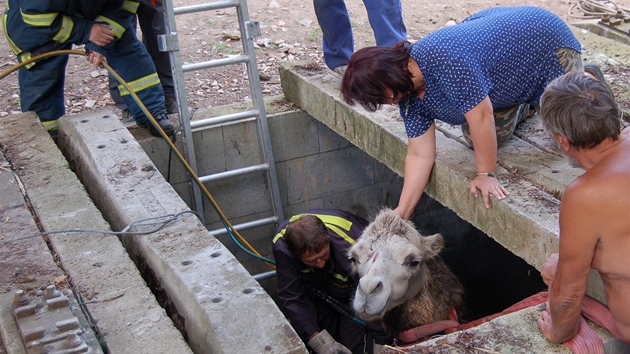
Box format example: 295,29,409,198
136,96,405,284
138,95,574,315
54,110,307,354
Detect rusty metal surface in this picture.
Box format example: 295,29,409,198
11,286,103,354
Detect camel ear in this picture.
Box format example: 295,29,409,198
422,234,444,259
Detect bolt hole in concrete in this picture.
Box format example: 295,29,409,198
80,119,89,123
211,252,222,258
120,139,128,144
410,196,546,321
551,170,560,173
211,297,223,303
96,145,106,149
242,288,255,294
181,260,193,266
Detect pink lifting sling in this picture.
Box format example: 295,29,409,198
396,291,627,354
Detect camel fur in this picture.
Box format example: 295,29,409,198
348,208,464,337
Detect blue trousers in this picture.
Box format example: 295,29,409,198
18,44,71,132
109,0,175,109
105,19,167,126
18,17,166,131
313,0,407,70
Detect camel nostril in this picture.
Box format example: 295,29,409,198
374,281,383,292
360,276,384,295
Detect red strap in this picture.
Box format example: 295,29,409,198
151,0,157,5
394,291,625,353
580,296,629,345
397,306,460,342
564,318,604,354
397,319,459,342
456,291,548,331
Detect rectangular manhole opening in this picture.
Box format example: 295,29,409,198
412,196,546,322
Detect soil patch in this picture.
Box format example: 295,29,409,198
0,0,628,119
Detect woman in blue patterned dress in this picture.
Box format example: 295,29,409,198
340,6,586,218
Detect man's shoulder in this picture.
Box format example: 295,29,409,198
565,156,630,207
565,172,605,200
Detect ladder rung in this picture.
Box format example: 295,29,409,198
208,216,278,237
191,110,259,130
174,0,240,15
165,0,285,228
199,163,269,183
182,55,249,72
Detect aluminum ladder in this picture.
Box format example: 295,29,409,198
158,0,284,234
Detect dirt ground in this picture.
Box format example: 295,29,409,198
0,0,627,121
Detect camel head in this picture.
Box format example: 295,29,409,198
348,208,444,322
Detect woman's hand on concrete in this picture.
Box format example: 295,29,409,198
469,175,509,208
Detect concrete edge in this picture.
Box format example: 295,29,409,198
0,112,191,354
58,110,307,354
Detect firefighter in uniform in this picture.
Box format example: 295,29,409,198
2,0,174,137
108,0,178,122
273,209,391,354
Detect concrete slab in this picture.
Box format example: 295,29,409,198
0,112,191,354
56,110,307,354
0,148,63,354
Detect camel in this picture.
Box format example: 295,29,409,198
348,208,464,337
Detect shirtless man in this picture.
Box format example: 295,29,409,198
536,70,630,344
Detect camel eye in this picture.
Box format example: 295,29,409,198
409,260,421,267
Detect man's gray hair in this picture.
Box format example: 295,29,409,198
540,70,621,149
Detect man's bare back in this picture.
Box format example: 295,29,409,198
538,71,630,344
587,128,630,341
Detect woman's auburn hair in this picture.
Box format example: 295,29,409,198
341,40,415,112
